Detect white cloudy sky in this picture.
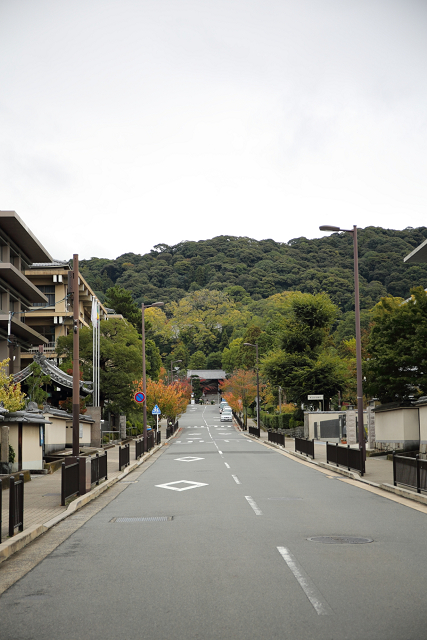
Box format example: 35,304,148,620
1,0,426,260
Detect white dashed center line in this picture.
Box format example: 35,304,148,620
245,496,262,515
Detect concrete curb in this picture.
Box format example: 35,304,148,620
379,482,427,506
0,434,178,562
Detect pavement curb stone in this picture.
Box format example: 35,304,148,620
0,433,180,563
242,429,427,504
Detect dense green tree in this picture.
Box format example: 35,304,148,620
189,351,207,370
262,292,345,409
366,287,427,403
26,362,51,406
80,228,427,314
57,318,143,415
104,285,142,329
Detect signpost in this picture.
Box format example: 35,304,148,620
308,394,324,411
134,391,145,404
152,404,161,431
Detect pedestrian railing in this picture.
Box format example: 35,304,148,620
393,452,427,493
268,430,285,447
61,459,80,505
147,430,154,451
119,444,130,471
0,475,25,542
91,452,108,486
8,474,24,539
295,437,315,459
326,442,365,476
249,426,260,438
136,438,144,459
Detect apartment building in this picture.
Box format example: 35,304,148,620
0,211,51,373
21,261,108,365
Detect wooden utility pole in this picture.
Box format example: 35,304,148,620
72,254,80,457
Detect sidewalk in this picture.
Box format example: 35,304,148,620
0,421,172,560
241,420,427,506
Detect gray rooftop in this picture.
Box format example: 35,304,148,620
404,238,427,264
187,370,226,379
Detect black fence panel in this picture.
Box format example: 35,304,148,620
393,453,427,493
295,437,315,459
166,426,171,439
268,430,285,447
91,452,107,485
136,438,144,459
326,443,364,476
0,478,2,543
249,426,260,438
9,474,24,538
147,430,155,451
61,460,80,506
119,444,130,471
157,430,161,445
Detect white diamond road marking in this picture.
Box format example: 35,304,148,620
156,480,208,492
175,457,205,462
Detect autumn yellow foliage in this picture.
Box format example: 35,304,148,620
135,378,191,421
0,359,26,412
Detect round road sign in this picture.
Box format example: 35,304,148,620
134,391,145,403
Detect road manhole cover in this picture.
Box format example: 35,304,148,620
307,536,373,544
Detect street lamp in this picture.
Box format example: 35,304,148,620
142,301,164,450
170,359,182,384
243,342,260,433
319,224,365,462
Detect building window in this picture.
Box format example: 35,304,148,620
37,325,56,342
34,285,55,307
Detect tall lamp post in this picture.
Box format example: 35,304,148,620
170,359,182,384
142,301,164,450
319,224,365,462
244,342,260,432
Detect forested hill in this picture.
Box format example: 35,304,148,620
80,227,427,312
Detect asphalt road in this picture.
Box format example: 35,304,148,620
1,404,427,639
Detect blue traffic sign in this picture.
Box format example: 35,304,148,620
134,391,145,403
152,404,161,415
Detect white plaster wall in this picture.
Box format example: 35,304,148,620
375,408,419,449
22,425,43,470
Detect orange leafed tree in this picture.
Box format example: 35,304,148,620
219,369,257,425
134,378,190,421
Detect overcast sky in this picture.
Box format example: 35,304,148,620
1,0,426,261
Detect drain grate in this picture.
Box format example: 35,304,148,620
110,516,173,523
307,536,373,544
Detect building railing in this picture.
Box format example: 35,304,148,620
326,442,365,476
249,426,260,438
119,444,130,471
91,452,107,486
61,459,80,505
268,430,285,447
393,452,427,493
27,341,57,354
295,437,315,459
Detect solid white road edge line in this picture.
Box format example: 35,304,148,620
245,495,262,515
277,547,331,616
